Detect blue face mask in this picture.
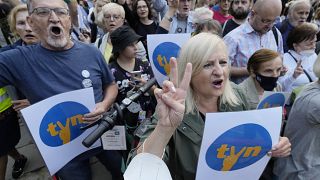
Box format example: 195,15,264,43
255,73,279,91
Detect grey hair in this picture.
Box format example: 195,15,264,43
26,0,68,14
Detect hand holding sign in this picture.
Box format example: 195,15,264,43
83,102,107,122
269,137,291,157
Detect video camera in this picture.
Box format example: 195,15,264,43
81,78,157,148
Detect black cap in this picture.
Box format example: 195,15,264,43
110,25,142,53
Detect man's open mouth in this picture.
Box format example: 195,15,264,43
50,26,63,36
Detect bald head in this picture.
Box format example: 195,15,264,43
249,0,282,34
253,0,282,15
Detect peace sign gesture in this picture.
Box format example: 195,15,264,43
154,57,192,129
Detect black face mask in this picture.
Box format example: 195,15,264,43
255,73,279,91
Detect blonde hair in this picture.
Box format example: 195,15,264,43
177,33,240,114
313,54,320,79
96,3,125,28
8,4,28,36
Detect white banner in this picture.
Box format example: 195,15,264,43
147,33,190,86
21,88,101,175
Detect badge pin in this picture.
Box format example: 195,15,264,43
81,70,90,78
82,79,92,88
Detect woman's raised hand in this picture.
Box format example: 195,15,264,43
154,57,192,129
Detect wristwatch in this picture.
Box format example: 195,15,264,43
165,15,173,22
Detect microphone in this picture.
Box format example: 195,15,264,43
82,78,157,148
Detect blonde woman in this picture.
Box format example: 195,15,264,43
129,33,290,180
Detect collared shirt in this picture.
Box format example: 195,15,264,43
169,12,194,34
223,20,284,83
278,50,318,92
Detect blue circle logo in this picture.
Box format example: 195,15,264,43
152,42,180,76
39,101,89,147
205,123,272,171
257,93,285,109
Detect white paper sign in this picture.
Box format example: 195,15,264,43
21,88,101,175
101,125,127,150
147,33,190,86
196,107,282,180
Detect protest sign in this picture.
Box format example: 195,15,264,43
147,33,190,86
196,107,282,180
21,88,101,175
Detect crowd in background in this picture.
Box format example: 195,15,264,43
0,0,319,179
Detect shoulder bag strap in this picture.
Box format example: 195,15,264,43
288,52,313,82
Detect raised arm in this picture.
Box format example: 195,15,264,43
137,58,192,158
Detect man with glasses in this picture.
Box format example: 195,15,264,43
224,0,283,84
0,0,123,179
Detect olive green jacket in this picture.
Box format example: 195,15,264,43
128,86,248,180
238,77,282,110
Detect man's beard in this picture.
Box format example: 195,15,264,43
47,36,68,49
231,8,250,20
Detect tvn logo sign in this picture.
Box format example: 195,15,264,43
205,123,272,171
39,101,89,147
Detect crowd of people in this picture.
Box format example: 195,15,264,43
0,0,319,179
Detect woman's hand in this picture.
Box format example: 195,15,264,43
269,137,291,157
293,60,304,79
154,58,192,129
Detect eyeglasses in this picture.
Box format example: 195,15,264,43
103,14,123,21
31,7,69,17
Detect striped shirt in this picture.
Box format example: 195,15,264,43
224,20,284,83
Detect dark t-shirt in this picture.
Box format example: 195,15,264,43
108,59,156,130
135,21,158,52
222,19,240,37
0,41,114,104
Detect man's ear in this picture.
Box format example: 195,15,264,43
251,10,256,17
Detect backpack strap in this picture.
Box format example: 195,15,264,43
97,37,103,48
272,26,279,47
222,19,229,34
